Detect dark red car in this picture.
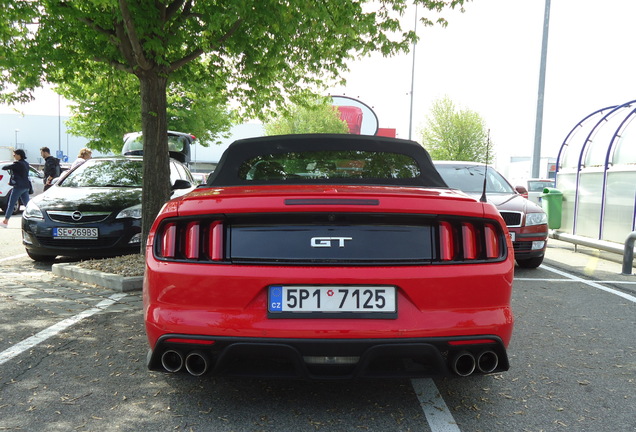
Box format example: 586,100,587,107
143,135,514,379
434,161,549,269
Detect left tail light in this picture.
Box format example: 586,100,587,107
156,219,224,261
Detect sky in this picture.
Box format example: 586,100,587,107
329,0,636,176
3,0,635,176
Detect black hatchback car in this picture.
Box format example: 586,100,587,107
22,156,195,261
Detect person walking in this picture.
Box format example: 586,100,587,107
70,147,92,170
40,146,61,191
1,149,30,228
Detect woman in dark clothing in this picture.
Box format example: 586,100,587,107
1,149,30,228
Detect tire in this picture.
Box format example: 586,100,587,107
27,250,57,262
0,197,21,215
516,255,544,269
12,198,22,214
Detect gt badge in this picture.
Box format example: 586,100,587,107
310,237,352,248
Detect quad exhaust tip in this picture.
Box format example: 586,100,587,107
451,350,500,376
451,351,476,377
477,350,499,374
161,350,184,373
160,349,211,376
185,351,210,376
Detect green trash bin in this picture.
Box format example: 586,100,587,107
541,187,562,229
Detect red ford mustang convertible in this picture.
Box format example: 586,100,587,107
143,134,514,379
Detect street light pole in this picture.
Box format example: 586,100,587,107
532,0,551,178
408,4,418,141
58,94,62,154
14,129,19,148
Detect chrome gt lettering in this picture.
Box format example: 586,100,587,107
310,236,352,248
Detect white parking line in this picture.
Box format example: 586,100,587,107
411,378,461,432
515,278,636,285
0,253,27,263
0,293,127,366
539,265,636,303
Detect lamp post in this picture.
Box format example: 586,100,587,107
408,4,418,141
532,0,551,178
14,129,19,147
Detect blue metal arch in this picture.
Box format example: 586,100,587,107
556,105,616,234
555,100,636,239
573,106,630,235
599,102,636,238
555,105,616,179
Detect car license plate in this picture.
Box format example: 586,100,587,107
268,285,397,318
509,232,516,242
53,227,99,239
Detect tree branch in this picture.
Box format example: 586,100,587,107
118,0,153,71
165,0,188,22
92,57,133,74
76,17,118,44
169,18,242,73
56,2,118,45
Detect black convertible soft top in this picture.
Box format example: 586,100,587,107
206,134,448,188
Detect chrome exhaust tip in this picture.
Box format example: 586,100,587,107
477,350,499,374
185,351,209,376
451,351,476,377
161,349,184,373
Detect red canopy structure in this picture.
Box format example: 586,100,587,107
336,105,363,134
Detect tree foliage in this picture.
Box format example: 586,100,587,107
56,66,234,153
420,96,492,164
0,0,467,251
264,98,349,136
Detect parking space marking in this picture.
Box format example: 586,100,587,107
0,293,127,366
411,378,461,432
0,253,27,263
515,277,636,285
540,264,636,303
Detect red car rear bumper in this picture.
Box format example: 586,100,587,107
143,258,514,378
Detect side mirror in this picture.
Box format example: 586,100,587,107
515,185,528,199
172,179,192,190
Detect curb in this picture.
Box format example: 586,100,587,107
52,263,143,292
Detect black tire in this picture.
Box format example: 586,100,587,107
27,251,57,262
0,197,21,215
12,198,22,214
516,255,544,269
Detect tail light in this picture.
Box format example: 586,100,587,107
484,224,500,258
157,219,224,261
161,223,177,258
439,221,454,261
185,221,200,259
439,219,505,262
462,223,477,259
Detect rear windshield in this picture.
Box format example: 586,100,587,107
239,150,421,181
527,180,554,192
207,135,448,188
124,133,188,153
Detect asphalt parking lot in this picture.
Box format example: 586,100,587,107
1,218,635,431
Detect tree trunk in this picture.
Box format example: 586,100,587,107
138,71,171,255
